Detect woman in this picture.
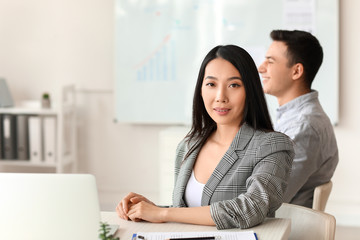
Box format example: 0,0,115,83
116,45,294,229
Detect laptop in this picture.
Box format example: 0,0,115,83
0,173,118,240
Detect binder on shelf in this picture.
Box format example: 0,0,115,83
2,114,17,160
28,116,42,163
43,116,57,164
0,115,3,159
16,115,30,160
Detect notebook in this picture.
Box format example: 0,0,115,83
0,173,117,240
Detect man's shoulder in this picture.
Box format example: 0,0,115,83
277,113,332,138
277,96,331,130
298,102,332,130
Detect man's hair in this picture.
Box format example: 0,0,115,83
270,30,323,88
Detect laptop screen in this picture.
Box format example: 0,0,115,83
0,173,101,240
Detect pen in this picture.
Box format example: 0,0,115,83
166,237,216,240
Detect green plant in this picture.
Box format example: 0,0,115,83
42,93,50,99
99,222,119,240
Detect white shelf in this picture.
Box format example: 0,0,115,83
0,160,57,168
0,85,77,173
0,107,58,115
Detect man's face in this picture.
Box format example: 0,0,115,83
258,41,294,98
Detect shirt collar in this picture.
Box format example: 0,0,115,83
276,90,319,115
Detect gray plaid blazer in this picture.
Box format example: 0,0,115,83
172,123,294,230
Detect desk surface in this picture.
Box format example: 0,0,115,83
101,212,290,240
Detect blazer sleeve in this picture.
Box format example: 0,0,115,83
210,132,294,229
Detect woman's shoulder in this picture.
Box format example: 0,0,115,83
175,136,193,159
246,128,294,160
176,137,189,151
252,127,289,138
251,128,294,147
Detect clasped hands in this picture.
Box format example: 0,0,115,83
116,192,167,223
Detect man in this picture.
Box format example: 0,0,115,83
258,30,339,208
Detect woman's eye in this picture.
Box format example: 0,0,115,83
229,83,241,88
205,83,215,87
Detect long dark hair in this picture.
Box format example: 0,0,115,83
185,45,273,159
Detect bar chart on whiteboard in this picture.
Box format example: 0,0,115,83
134,34,176,83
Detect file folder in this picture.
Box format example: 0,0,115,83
16,115,30,160
43,116,57,164
28,116,42,163
2,114,17,159
0,114,3,159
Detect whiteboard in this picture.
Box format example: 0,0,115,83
115,0,338,125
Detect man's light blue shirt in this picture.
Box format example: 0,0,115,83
275,90,339,208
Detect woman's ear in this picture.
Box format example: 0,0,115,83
292,63,304,81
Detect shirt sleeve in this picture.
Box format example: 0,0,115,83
282,123,320,202
209,133,294,229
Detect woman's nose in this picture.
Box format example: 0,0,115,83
216,88,228,103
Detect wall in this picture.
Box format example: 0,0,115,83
0,0,359,226
325,0,360,226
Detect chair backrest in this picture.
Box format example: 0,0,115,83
313,181,333,211
275,203,336,240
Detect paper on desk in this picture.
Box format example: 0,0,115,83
136,231,257,240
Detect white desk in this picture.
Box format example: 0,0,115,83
101,212,291,240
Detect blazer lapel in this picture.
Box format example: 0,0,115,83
201,123,255,205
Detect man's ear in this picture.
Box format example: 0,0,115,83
292,63,304,81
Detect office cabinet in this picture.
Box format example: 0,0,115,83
0,85,76,173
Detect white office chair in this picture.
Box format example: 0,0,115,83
313,181,333,211
275,203,336,240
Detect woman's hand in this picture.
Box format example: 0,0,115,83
115,192,155,220
127,201,167,223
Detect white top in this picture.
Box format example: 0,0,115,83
184,170,205,207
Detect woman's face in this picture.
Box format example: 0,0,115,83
201,58,246,128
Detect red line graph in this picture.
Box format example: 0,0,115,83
133,34,172,69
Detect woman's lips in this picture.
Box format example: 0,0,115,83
214,107,230,115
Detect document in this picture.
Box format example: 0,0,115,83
283,0,316,33
134,231,257,240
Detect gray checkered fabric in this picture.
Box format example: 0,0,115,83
172,123,294,229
